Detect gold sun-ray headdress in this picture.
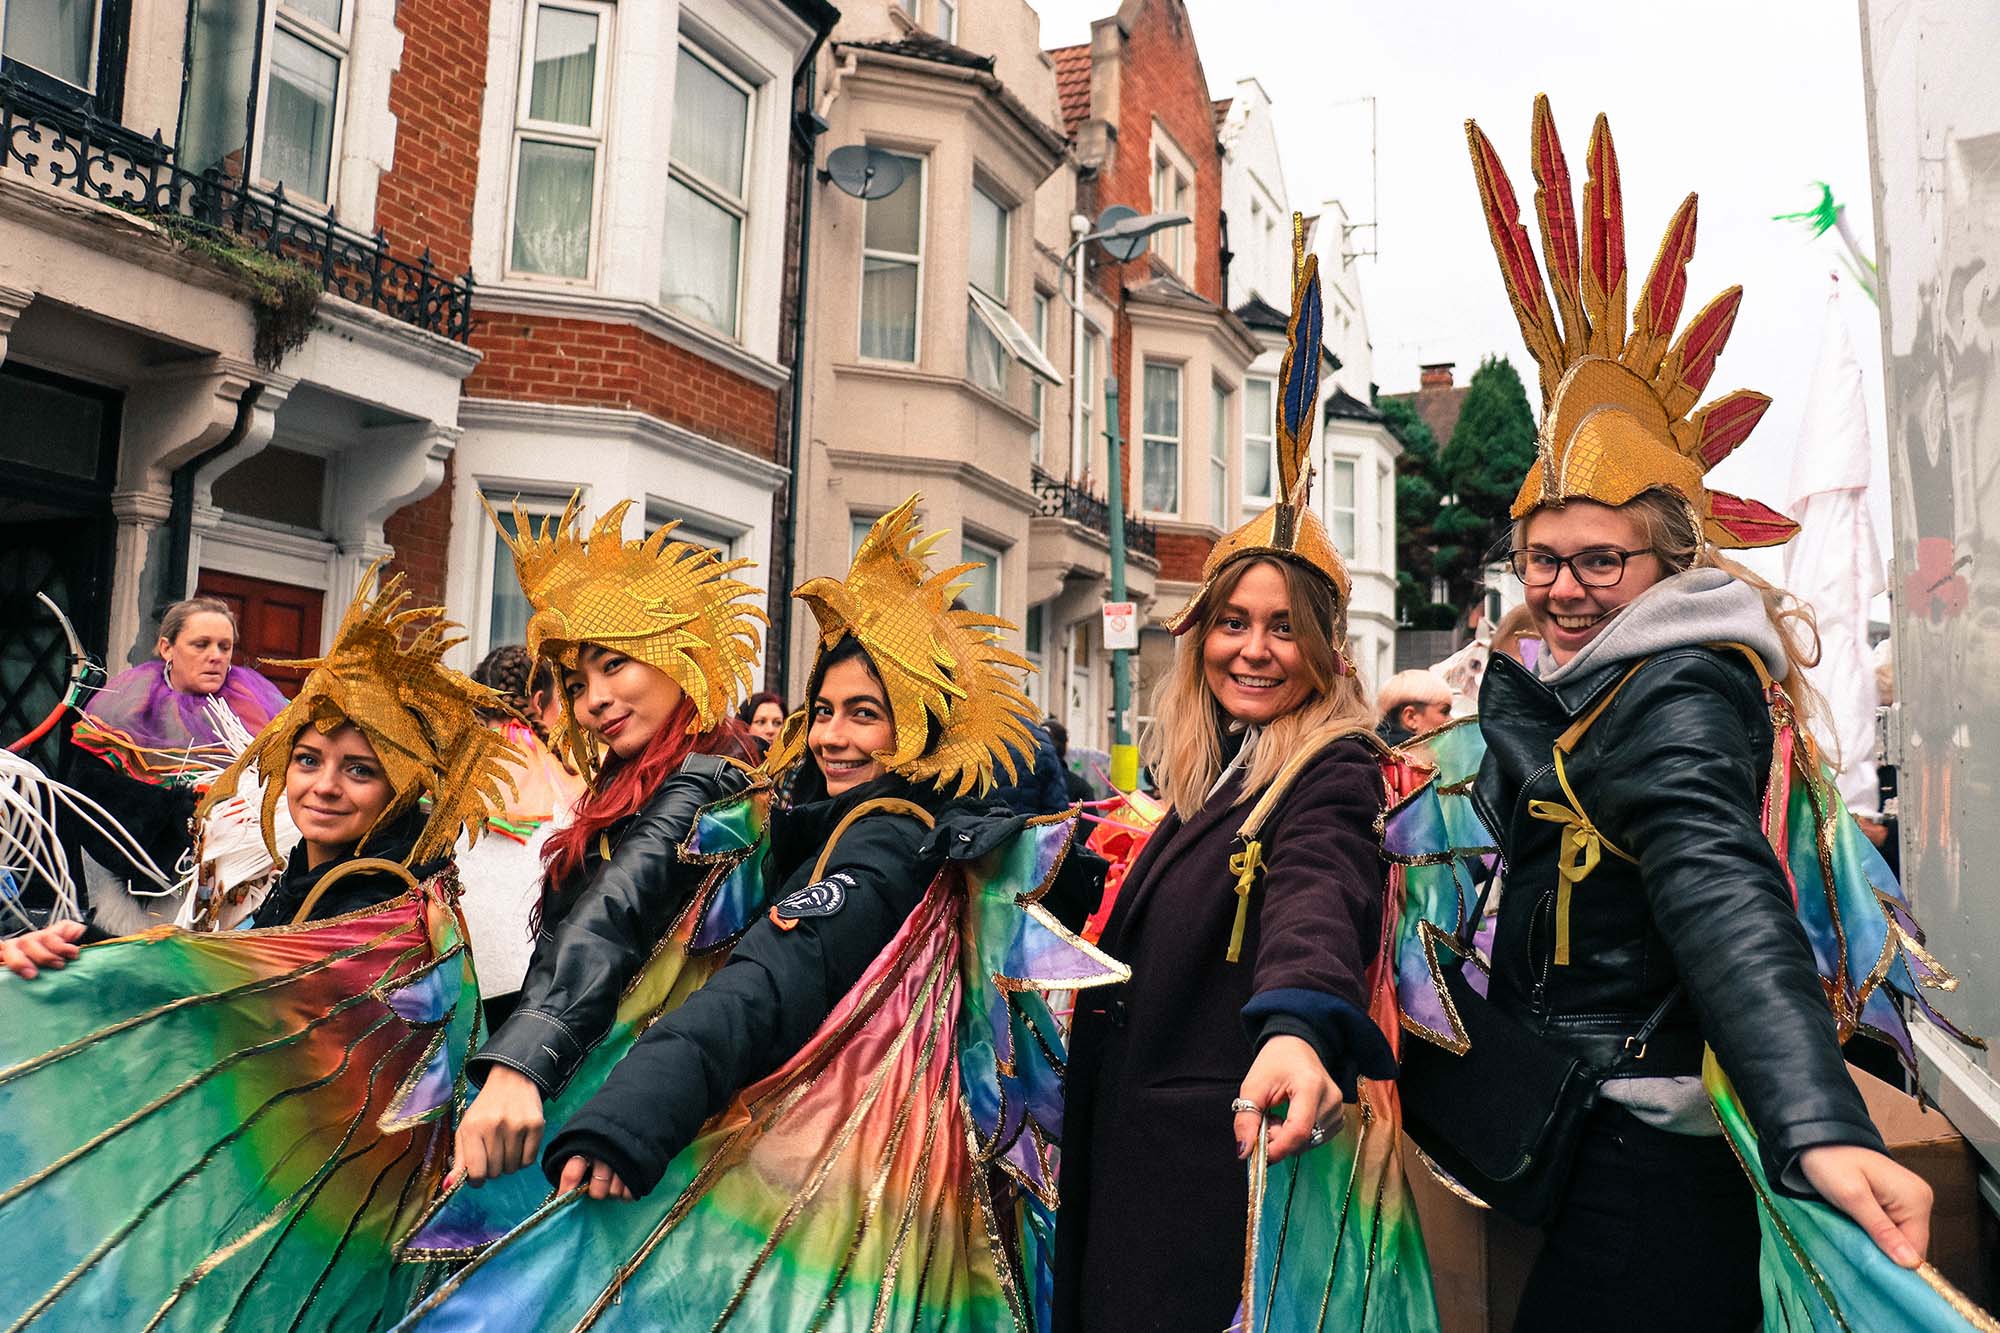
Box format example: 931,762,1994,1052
198,568,519,867
1466,94,1797,548
486,494,767,778
790,496,1038,798
1165,215,1354,636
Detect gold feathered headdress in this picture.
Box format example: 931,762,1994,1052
1466,95,1797,548
198,568,519,867
1166,216,1353,635
487,495,766,776
790,496,1038,797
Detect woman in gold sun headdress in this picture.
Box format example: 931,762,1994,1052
399,496,1121,1331
450,497,766,1191
1394,95,1956,1330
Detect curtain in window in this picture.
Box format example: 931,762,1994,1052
969,189,1006,296
3,0,95,87
967,307,1006,394
288,0,342,32
1209,385,1229,528
861,259,917,361
1143,363,1180,513
528,7,597,125
671,51,747,194
1244,379,1274,498
512,141,595,277
664,179,741,331
264,31,338,201
1329,460,1357,555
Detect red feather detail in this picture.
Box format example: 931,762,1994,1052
1582,113,1626,353
1707,490,1799,548
1531,95,1586,354
1467,119,1561,393
1690,390,1772,470
1658,287,1744,417
1625,194,1698,377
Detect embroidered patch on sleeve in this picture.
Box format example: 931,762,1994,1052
771,871,856,925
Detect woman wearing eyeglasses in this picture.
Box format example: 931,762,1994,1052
1449,102,1933,1330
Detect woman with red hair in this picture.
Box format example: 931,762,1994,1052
454,498,766,1185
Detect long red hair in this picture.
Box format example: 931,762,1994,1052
540,697,757,894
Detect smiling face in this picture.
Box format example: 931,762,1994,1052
285,725,396,868
158,611,237,695
750,700,786,743
809,655,895,796
564,645,687,760
1201,561,1318,726
1520,500,1668,665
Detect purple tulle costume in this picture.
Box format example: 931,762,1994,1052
70,663,288,784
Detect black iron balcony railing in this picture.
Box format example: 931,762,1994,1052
1031,467,1158,558
0,73,473,342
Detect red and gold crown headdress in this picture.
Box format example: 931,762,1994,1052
1467,95,1797,548
488,495,766,777
198,568,519,867
1166,216,1353,634
789,496,1038,798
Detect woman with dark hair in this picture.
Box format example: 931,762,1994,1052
453,499,767,1189
58,595,287,933
734,689,786,748
403,496,1115,1329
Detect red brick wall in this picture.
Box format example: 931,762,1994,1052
382,452,455,605
466,316,781,458
373,0,488,278
1090,0,1226,585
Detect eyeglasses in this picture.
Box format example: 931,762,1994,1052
1508,548,1653,588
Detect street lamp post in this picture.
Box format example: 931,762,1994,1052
1055,207,1189,793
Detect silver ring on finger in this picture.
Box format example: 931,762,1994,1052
1229,1097,1261,1116
1307,1125,1327,1147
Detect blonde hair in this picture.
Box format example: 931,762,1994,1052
1518,490,1830,744
1142,557,1376,821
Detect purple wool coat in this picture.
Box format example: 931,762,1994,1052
1051,735,1396,1332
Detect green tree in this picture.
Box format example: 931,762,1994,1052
1379,395,1455,627
1437,355,1537,609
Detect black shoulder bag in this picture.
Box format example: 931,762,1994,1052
1398,859,1683,1227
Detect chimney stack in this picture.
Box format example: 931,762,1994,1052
1419,362,1456,390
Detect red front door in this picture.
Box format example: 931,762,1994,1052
195,571,324,697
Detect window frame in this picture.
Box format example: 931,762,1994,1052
1028,290,1050,464
0,0,129,114
1073,325,1102,479
1242,374,1276,504
250,0,356,208
857,148,927,364
966,180,1010,395
934,0,957,41
1140,359,1183,518
960,533,1003,617
503,0,616,284
1148,123,1196,281
477,486,574,658
663,38,756,337
1328,455,1358,557
1377,460,1393,565
1208,379,1230,528
644,497,742,561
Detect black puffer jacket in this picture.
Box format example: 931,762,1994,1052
470,754,753,1096
542,770,962,1196
1475,647,1883,1190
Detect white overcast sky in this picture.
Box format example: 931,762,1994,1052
1033,0,1891,577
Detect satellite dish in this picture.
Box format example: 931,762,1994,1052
1091,205,1146,262
822,145,910,201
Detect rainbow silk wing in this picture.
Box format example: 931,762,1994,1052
398,812,1126,1332
1381,678,1995,1331
404,781,775,1259
0,877,477,1331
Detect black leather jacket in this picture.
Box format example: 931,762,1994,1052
469,754,752,1096
1475,648,1883,1190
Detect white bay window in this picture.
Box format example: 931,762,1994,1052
508,1,611,280
663,43,753,335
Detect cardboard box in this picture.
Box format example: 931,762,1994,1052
1403,1064,1988,1331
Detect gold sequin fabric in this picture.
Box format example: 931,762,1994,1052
1466,95,1797,549
488,495,767,774
793,495,1038,798
197,567,520,867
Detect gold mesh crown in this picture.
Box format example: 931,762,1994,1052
487,495,767,774
1467,95,1798,548
198,567,520,867
792,496,1038,798
1166,215,1354,635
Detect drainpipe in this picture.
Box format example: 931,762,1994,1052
775,23,831,694
160,383,260,640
